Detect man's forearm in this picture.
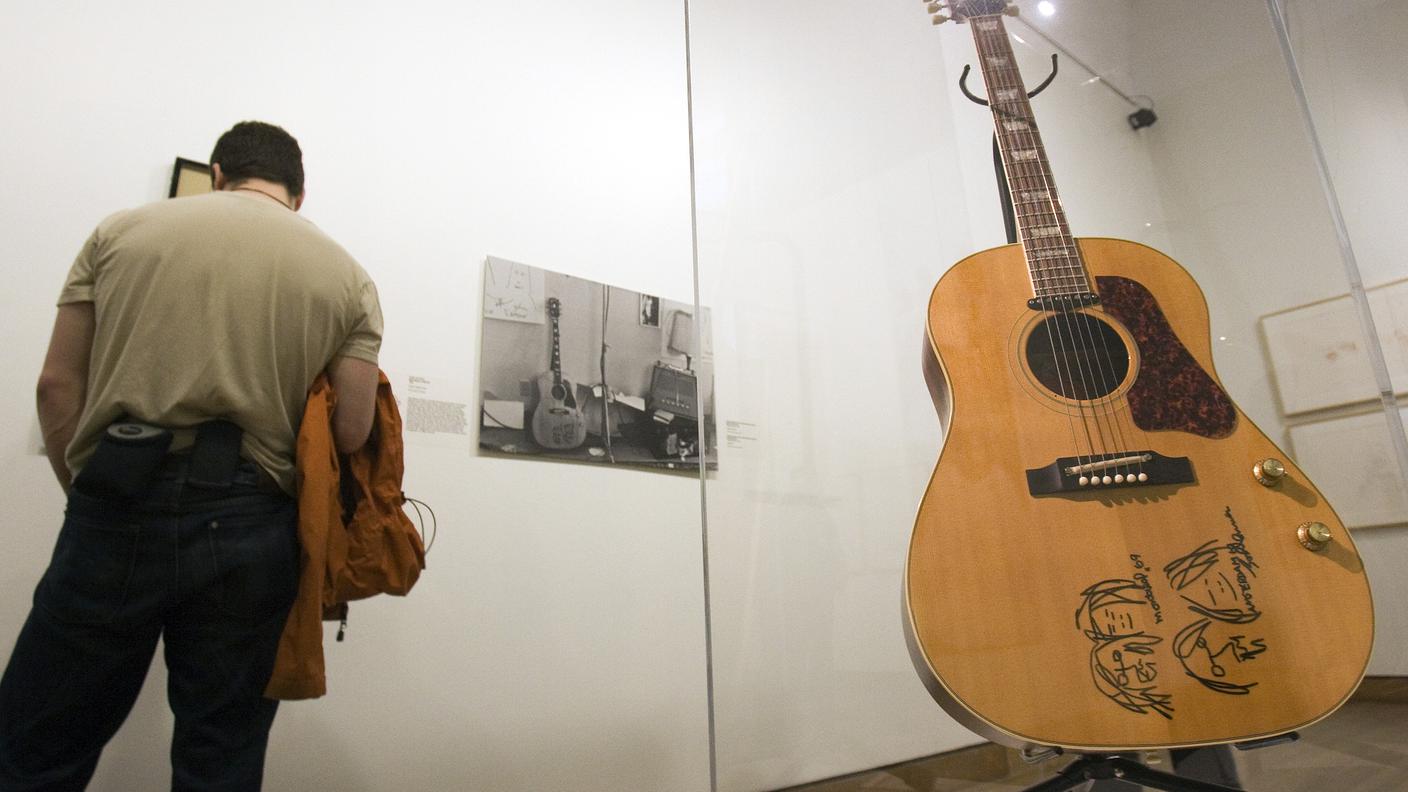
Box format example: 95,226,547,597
38,380,84,494
37,302,96,495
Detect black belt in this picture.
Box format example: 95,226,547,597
155,454,285,496
75,419,266,500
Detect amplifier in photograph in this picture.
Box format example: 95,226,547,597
647,363,698,421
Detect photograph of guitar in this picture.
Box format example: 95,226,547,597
531,298,589,450
477,260,718,472
904,0,1373,753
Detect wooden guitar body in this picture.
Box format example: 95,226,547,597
905,237,1374,752
531,370,588,450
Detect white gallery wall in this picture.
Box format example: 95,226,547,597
0,2,711,791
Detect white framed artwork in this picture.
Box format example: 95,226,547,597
1260,278,1408,415
1289,408,1408,529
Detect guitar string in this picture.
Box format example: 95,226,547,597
977,20,1096,468
1016,46,1135,484
986,16,1139,484
972,19,1092,470
1050,261,1134,480
1004,86,1127,475
978,18,1111,474
1008,23,1137,481
988,29,1144,483
1090,301,1150,481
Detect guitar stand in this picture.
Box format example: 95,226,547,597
1019,754,1245,792
598,282,615,464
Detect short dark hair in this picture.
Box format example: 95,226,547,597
210,121,305,197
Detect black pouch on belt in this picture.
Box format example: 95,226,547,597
72,422,174,500
187,420,244,489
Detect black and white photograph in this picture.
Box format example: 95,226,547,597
478,257,716,472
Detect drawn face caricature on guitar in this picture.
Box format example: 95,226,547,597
904,0,1373,753
531,298,588,450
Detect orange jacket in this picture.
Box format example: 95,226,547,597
264,371,426,700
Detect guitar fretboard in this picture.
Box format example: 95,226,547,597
969,15,1092,303
548,300,563,388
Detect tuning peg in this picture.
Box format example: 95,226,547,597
931,14,951,24
1004,5,1020,15
926,2,947,11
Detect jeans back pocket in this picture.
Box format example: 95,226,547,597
38,514,141,625
206,503,299,621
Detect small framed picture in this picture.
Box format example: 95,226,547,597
639,294,661,327
168,157,212,198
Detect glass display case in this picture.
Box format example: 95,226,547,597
688,0,1408,789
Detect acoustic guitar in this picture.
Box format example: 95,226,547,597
531,298,588,450
905,0,1373,753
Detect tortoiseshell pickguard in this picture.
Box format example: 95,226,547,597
1096,275,1236,438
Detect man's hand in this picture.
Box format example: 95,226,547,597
37,303,95,493
328,356,379,454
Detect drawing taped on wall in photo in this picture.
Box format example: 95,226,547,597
478,256,716,472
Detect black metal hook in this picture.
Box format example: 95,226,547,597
958,53,1059,106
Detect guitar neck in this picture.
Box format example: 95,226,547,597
968,14,1093,306
550,313,563,387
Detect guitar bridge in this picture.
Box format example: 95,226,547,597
1026,451,1194,496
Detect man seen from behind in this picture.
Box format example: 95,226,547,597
0,121,382,791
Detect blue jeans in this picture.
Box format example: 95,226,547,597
0,461,298,791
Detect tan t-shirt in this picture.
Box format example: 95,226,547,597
59,190,382,494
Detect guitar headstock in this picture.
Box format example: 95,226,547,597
547,297,561,317
925,0,1019,25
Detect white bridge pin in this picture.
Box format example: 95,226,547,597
1102,475,1113,485
1138,473,1149,482
1078,475,1090,486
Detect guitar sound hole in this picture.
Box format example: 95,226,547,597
1025,313,1130,401
551,384,568,401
